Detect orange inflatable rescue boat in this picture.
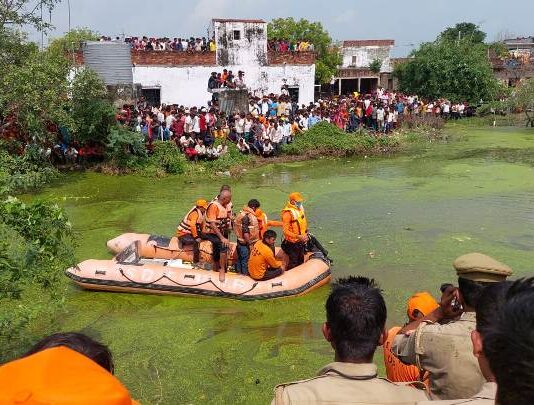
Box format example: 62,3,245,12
65,233,332,300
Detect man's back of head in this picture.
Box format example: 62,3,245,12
484,278,534,405
325,276,386,363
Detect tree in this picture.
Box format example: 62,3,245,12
0,0,60,31
70,68,116,144
438,22,486,44
509,78,534,127
267,17,341,84
369,58,382,74
394,40,500,103
48,27,99,55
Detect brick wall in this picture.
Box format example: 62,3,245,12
267,51,315,65
133,51,216,66
75,50,315,66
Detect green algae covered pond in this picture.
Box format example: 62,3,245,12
31,125,534,404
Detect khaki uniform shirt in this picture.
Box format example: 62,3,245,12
272,362,428,404
417,382,496,404
392,312,485,400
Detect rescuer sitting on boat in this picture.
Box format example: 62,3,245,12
201,189,232,282
176,199,208,263
248,230,284,281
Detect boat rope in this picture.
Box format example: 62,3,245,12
118,268,258,296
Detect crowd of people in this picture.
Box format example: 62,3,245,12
114,85,475,163
100,35,216,52
98,36,317,54
267,39,315,52
2,258,532,404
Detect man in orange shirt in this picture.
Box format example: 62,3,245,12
176,199,208,263
255,208,282,239
383,291,439,385
248,230,283,281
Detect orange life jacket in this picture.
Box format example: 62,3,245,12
281,203,308,243
176,206,203,237
202,200,229,234
234,206,260,244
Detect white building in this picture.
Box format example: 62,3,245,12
334,40,395,95
128,18,315,107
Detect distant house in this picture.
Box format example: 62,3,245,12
492,36,534,86
334,40,394,95
79,18,316,107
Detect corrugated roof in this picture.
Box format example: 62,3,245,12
343,40,395,47
212,18,266,24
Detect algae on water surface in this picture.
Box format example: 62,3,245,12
23,126,534,404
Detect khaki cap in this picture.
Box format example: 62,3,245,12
453,252,513,282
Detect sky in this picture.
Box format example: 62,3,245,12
31,0,534,57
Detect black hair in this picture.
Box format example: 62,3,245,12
458,277,491,308
475,281,511,337
325,276,386,362
484,278,534,405
248,199,260,209
263,229,277,240
23,332,114,374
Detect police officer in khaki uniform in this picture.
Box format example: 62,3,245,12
416,280,514,405
393,253,513,401
272,277,428,404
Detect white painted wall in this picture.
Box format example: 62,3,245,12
214,21,268,66
342,46,393,72
132,64,315,107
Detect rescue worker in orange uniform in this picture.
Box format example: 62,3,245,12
176,199,208,263
202,189,232,281
255,208,283,239
383,291,439,386
233,199,261,276
281,192,308,270
213,184,234,238
248,229,284,281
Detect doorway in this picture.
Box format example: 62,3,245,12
141,87,161,107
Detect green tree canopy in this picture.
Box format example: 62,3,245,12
48,27,99,55
0,0,60,31
394,39,500,103
267,17,341,84
438,22,486,44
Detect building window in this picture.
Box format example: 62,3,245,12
233,30,241,40
351,56,357,65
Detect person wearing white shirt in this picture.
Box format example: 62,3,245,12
235,114,245,138
194,140,206,157
281,121,292,144
262,139,274,157
237,138,250,154
192,113,200,137
184,111,193,134
261,99,270,116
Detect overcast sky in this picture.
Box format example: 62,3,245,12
32,0,533,57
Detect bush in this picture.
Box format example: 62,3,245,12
0,197,75,361
0,146,59,195
105,127,147,169
148,141,187,174
282,121,393,157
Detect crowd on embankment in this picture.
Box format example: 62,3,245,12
1,256,532,404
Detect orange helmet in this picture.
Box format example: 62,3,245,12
195,199,208,209
407,292,439,321
288,192,304,202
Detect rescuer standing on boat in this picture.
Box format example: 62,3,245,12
281,192,308,270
